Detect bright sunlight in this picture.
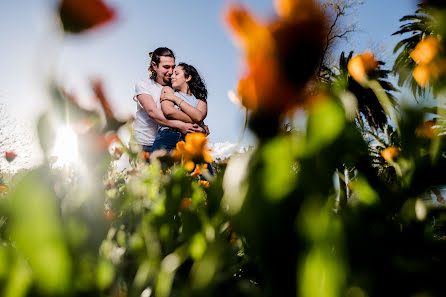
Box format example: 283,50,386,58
50,126,79,168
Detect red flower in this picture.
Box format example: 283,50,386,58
5,151,17,162
59,0,116,34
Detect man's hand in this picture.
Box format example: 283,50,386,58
160,87,176,103
200,123,210,136
177,122,202,134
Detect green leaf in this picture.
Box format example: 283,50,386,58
96,259,115,290
306,100,345,154
8,170,71,294
261,136,298,202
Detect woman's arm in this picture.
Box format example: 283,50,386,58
179,100,207,123
161,87,207,123
136,93,200,134
161,100,194,123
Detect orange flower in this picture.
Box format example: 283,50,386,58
172,133,213,165
142,152,150,161
410,37,441,65
5,151,17,162
59,0,116,34
413,64,431,87
184,161,195,172
224,0,326,114
416,119,437,139
381,147,400,162
191,165,203,177
348,52,378,83
274,0,315,19
0,185,7,193
180,198,192,210
103,210,116,221
199,180,210,188
412,61,445,87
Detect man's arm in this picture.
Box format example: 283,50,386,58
137,94,200,134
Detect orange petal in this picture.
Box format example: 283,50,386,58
274,0,314,19
413,64,431,87
348,52,377,83
143,152,150,160
184,161,195,172
415,120,436,139
180,198,192,210
0,185,8,193
381,147,400,162
410,37,441,64
199,180,210,188
191,165,203,177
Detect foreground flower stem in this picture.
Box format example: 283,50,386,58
368,79,400,136
237,107,249,146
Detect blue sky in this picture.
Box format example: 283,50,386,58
0,0,418,151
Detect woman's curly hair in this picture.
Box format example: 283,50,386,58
178,63,207,101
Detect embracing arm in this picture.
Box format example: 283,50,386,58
137,93,200,134
161,87,207,123
161,100,195,123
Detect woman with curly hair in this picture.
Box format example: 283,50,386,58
152,62,208,151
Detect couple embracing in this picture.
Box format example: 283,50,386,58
133,47,209,157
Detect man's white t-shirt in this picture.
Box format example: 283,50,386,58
133,77,163,146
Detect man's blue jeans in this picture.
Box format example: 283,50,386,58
152,129,185,152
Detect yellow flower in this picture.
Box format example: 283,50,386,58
410,37,441,65
348,52,378,83
381,147,400,162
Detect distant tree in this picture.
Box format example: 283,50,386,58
392,4,435,97
319,0,363,79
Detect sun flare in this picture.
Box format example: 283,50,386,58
50,126,79,168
